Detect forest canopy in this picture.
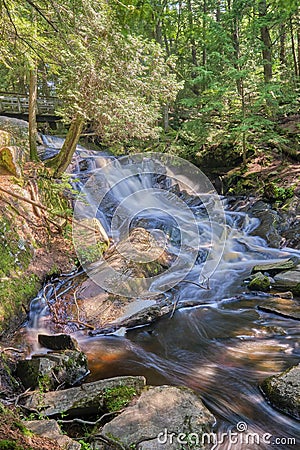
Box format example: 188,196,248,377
0,0,299,174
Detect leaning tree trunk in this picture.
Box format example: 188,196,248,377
28,64,39,162
46,114,85,177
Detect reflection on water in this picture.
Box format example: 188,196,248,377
78,299,300,449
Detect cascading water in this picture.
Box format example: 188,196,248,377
26,136,300,449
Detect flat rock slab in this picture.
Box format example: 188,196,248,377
258,297,300,320
21,375,146,417
260,364,300,420
25,419,81,450
99,385,215,449
252,258,299,275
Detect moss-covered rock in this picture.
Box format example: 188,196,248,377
260,364,300,420
248,272,271,291
15,350,88,390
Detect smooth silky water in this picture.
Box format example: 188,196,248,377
28,138,300,449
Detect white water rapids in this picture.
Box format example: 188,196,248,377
29,136,300,449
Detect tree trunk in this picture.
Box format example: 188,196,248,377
187,0,198,66
28,65,39,161
279,27,286,68
290,17,298,77
259,0,272,83
162,104,169,132
46,115,85,177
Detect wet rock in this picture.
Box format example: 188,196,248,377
282,225,300,249
260,364,300,420
258,297,300,320
21,375,146,417
252,258,299,276
38,334,79,351
273,266,300,295
247,201,282,247
16,350,88,390
67,226,178,332
248,272,271,292
89,298,202,336
25,419,81,450
98,385,215,450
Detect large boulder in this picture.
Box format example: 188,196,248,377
21,376,146,417
0,116,29,151
260,364,300,420
98,385,215,450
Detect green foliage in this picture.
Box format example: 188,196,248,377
76,241,108,265
78,441,92,450
264,182,295,202
11,422,33,438
0,441,24,450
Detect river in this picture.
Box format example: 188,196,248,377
28,136,300,449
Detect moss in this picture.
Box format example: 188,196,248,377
248,273,270,292
12,422,33,438
103,386,137,412
0,275,40,333
0,440,24,450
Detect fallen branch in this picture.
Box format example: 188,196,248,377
0,185,108,238
58,410,121,426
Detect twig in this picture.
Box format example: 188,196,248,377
73,289,95,330
14,387,32,407
58,410,121,426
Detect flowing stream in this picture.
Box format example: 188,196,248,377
29,136,300,449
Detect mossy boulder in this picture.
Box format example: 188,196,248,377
260,364,300,420
248,272,271,291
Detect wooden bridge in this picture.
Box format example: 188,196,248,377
0,92,61,123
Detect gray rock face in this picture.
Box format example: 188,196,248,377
16,350,88,390
25,419,81,450
260,364,300,420
21,375,146,417
248,201,282,247
273,266,300,294
99,385,215,450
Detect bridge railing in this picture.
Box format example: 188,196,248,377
0,92,61,116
